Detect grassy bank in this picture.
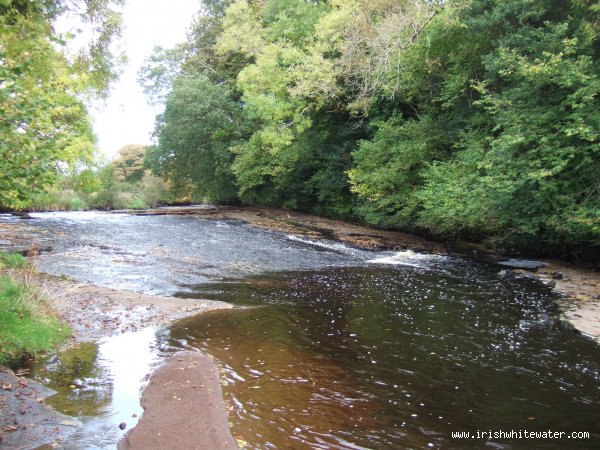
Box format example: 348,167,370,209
0,253,70,368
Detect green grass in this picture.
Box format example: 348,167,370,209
0,252,28,269
0,275,71,368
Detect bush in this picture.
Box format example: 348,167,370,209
124,196,148,209
0,252,27,269
140,170,169,208
30,189,89,211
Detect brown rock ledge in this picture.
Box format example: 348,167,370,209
118,351,237,450
42,277,234,342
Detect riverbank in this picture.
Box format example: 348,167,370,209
0,365,81,448
535,262,600,341
0,270,235,449
42,276,234,342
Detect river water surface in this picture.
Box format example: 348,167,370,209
1,211,599,449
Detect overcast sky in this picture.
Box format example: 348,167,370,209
88,0,201,159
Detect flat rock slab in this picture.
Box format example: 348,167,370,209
0,366,81,449
561,299,600,341
498,259,548,270
119,351,237,450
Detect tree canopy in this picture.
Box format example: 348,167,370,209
4,0,596,258
0,0,123,209
140,0,600,257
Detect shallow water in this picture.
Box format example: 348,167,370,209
34,328,168,448
2,211,599,448
3,211,381,295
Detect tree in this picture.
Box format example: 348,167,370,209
152,73,248,203
112,144,147,183
0,0,123,209
142,0,600,257
416,1,600,252
350,0,600,254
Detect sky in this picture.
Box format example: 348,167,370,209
87,0,201,159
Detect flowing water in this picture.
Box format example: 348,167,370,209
1,211,599,449
173,268,600,449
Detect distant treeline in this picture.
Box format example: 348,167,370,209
142,0,600,258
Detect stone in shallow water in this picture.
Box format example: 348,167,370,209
497,259,548,270
0,367,81,448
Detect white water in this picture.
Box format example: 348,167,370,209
368,249,446,267
285,234,362,256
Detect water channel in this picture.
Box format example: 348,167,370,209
1,211,599,449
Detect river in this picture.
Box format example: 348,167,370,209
1,211,599,449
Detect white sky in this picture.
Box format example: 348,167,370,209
88,0,201,159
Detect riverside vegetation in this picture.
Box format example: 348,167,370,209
0,253,70,368
2,0,599,260
29,144,170,211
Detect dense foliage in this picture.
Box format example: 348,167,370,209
143,0,599,257
2,0,598,257
0,0,123,209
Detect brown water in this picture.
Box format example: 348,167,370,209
171,266,600,449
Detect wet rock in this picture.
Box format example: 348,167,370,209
119,352,237,450
11,212,32,219
558,317,578,333
60,420,80,427
497,259,547,270
14,246,53,257
0,366,81,448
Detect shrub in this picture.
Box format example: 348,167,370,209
125,196,148,209
0,252,27,269
140,170,169,208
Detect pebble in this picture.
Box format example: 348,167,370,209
59,420,79,427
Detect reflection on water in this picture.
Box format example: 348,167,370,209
172,266,600,449
35,328,167,448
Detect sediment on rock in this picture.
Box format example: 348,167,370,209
119,351,238,450
0,366,81,449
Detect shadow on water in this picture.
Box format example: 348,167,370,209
171,265,600,449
